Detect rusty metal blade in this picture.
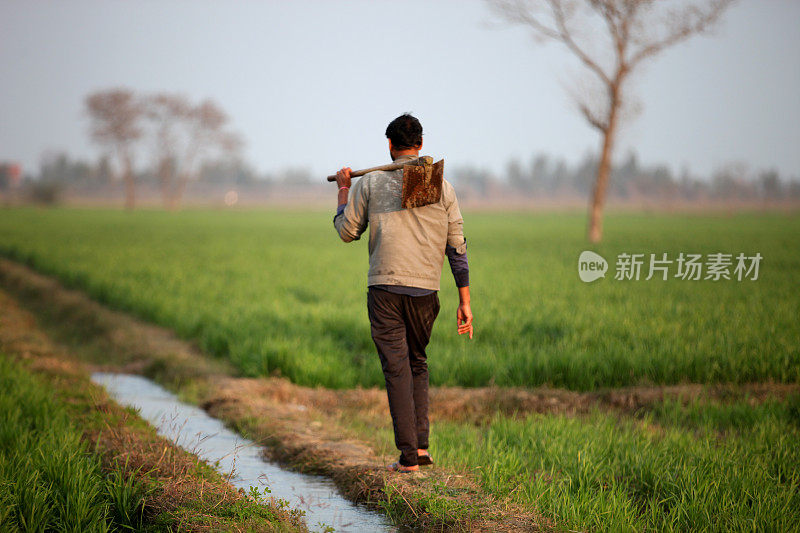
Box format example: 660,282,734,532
401,158,444,209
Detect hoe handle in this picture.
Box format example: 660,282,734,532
326,160,419,182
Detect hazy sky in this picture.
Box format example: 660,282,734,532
1,0,799,180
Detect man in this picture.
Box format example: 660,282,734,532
333,113,473,473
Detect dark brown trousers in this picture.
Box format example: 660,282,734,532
367,287,440,467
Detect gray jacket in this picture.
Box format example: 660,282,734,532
334,155,467,291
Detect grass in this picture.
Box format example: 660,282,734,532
0,355,148,531
0,206,797,531
0,207,797,390
378,481,481,531
0,323,307,532
429,397,800,531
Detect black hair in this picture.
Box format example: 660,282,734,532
385,113,423,149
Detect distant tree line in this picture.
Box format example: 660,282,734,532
17,152,312,189
450,152,800,203
4,86,796,207
14,147,799,206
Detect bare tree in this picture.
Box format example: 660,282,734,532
146,93,190,209
145,94,241,209
85,89,143,209
489,0,734,242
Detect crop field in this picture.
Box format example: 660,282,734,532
0,207,797,390
435,397,800,531
1,206,798,530
0,355,147,531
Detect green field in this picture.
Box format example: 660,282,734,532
1,207,799,531
0,356,147,531
0,207,796,390
434,396,800,531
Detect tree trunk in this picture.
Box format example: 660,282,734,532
170,171,190,210
122,152,135,210
167,189,179,210
587,97,620,243
158,158,174,209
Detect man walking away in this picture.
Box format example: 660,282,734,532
332,113,473,473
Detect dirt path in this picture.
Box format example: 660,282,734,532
1,257,796,531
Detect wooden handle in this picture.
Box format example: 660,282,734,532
326,158,427,182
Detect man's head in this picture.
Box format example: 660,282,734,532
386,114,423,158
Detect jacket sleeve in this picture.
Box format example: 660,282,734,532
442,180,467,253
333,176,369,242
446,242,469,287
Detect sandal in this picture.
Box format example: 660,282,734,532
387,462,418,473
417,452,434,466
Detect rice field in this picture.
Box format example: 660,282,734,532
1,206,798,530
0,355,147,531
432,397,800,531
0,207,796,390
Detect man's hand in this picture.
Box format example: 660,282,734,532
457,301,473,339
336,167,352,189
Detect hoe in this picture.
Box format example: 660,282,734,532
326,156,444,209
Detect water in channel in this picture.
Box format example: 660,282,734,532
91,373,395,533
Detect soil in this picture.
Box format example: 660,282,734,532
1,257,796,531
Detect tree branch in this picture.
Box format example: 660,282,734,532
578,100,608,131
548,0,612,86
628,0,734,67
490,0,611,85
490,0,562,40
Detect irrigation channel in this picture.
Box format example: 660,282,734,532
92,373,396,533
